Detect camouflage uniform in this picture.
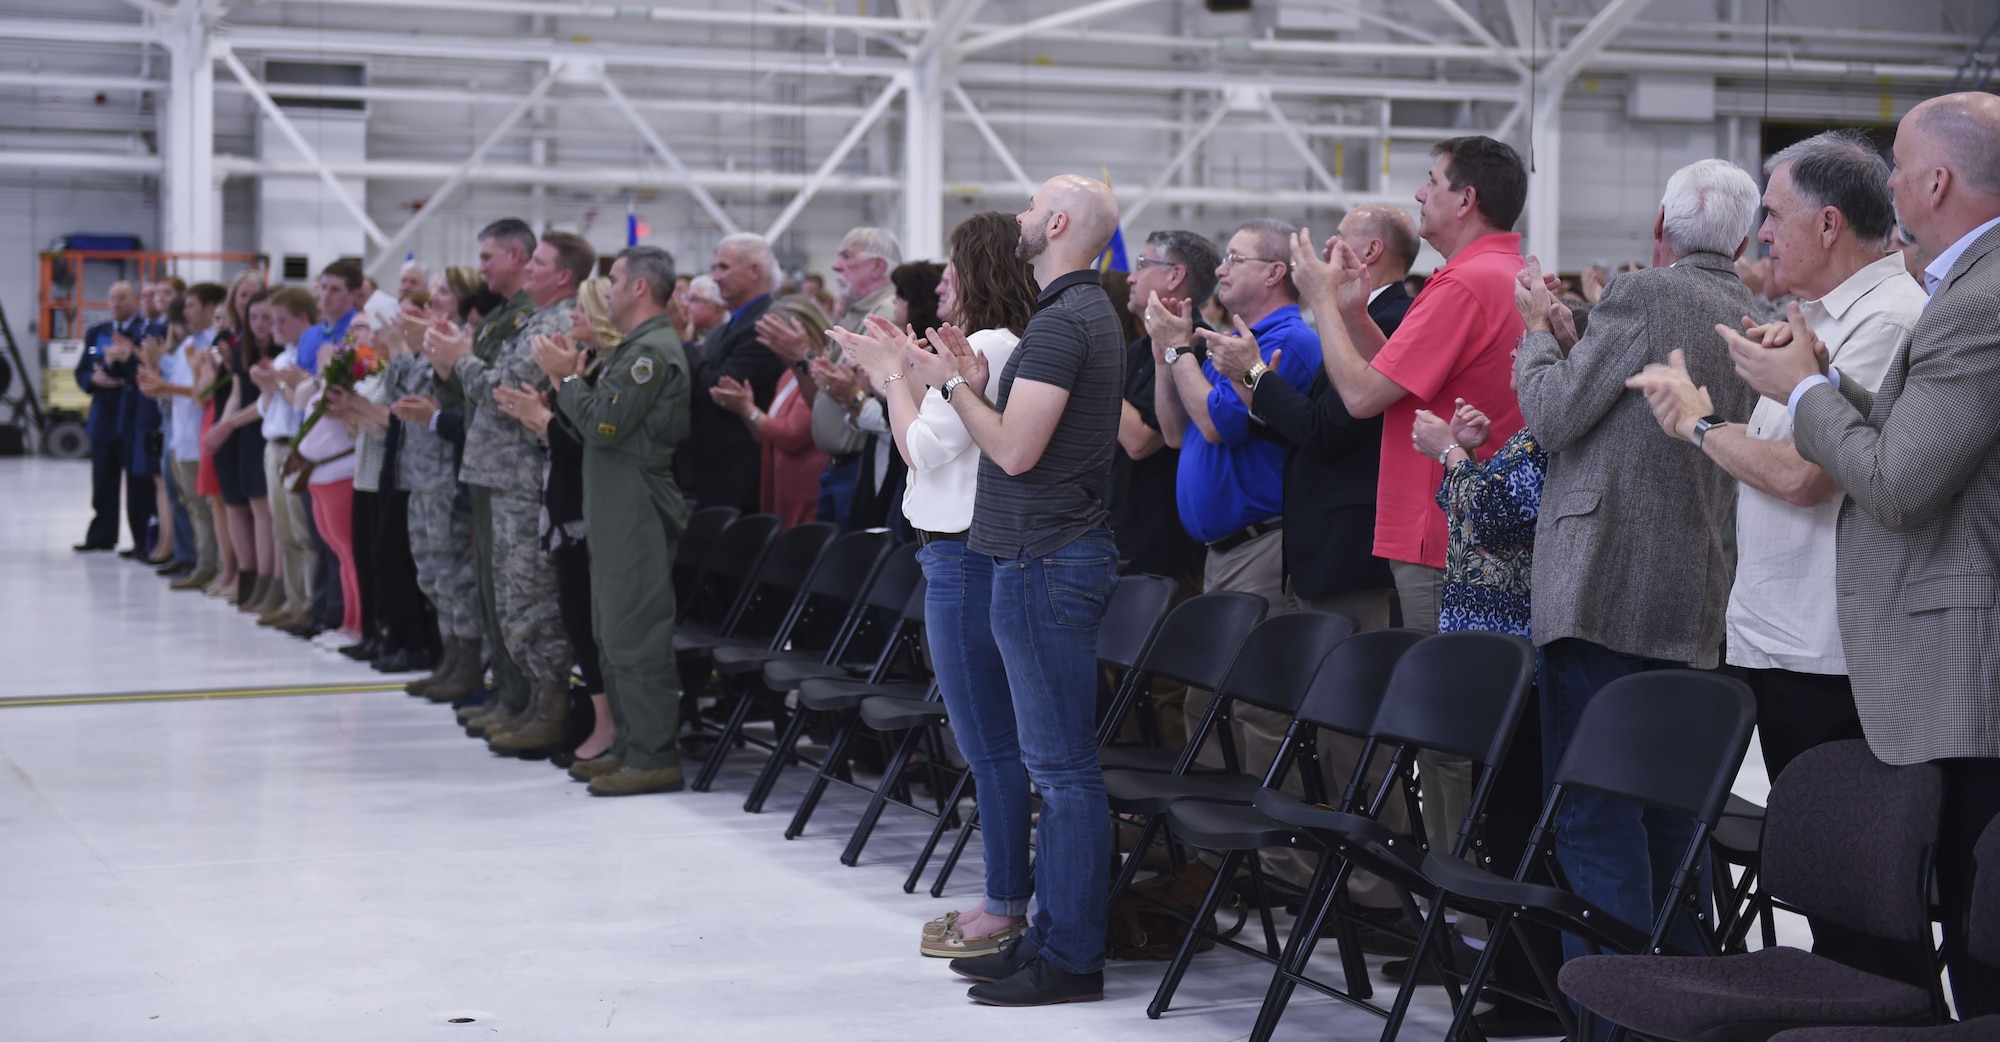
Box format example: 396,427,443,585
555,312,690,770
393,353,480,647
453,291,534,715
452,296,576,699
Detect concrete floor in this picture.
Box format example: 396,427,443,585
0,456,1793,1040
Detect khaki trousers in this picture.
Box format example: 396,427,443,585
263,442,315,614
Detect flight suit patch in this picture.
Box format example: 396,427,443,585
631,356,655,384
598,423,618,436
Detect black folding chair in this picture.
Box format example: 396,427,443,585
1095,590,1268,774
1393,669,1757,1042
1245,630,1537,1042
672,504,739,605
914,574,1180,895
675,512,780,632
1559,738,1948,1042
1137,627,1428,1020
742,547,925,814
679,522,835,754
1710,792,1777,952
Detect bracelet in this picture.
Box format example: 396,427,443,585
1437,445,1461,466
883,372,906,383
748,409,766,424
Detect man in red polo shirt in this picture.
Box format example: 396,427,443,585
1289,135,1529,984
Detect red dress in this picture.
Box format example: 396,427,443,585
196,400,222,496
757,371,828,529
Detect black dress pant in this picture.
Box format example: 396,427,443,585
352,489,379,642
126,468,156,551
551,541,604,693
86,437,124,547
370,489,437,655
1744,668,1864,782
1939,758,2000,1017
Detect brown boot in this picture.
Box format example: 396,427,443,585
487,677,569,752
425,641,486,704
566,755,623,783
405,642,455,697
587,764,685,796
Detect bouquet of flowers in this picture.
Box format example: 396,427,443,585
293,330,382,442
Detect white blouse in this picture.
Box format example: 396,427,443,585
898,327,1019,534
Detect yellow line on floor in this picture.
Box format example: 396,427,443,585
0,681,408,708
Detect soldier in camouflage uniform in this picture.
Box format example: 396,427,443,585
428,229,594,753
539,246,692,796
388,344,483,702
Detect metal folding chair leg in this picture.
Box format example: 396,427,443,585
744,703,814,814
930,803,980,898
1148,849,1248,1019
786,712,859,840
905,758,974,893
692,685,759,793
840,726,925,866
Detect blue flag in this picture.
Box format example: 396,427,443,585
1096,225,1129,274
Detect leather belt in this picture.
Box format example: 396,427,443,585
914,528,968,546
1208,517,1283,555
268,436,294,446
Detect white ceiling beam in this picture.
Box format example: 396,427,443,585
260,0,929,35
595,70,740,235
764,76,907,241
1121,99,1232,229
0,17,160,46
0,150,163,174
215,45,390,249
366,61,562,273
918,0,989,58
0,72,165,93
1427,0,1531,77
948,82,1034,197
1262,98,1345,199
114,0,177,18
1543,0,1657,86
955,0,1169,59
216,155,903,192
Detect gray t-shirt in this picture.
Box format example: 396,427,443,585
969,270,1125,559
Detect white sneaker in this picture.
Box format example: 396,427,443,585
312,631,349,651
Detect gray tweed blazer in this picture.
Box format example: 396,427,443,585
1792,223,2000,765
1515,251,1759,667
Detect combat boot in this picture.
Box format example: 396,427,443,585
405,642,455,697
486,677,570,753
587,764,686,797
425,641,486,704
464,699,520,735
566,754,623,783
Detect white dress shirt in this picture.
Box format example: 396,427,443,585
897,327,1020,533
260,344,306,439
159,328,214,462
1728,252,1927,674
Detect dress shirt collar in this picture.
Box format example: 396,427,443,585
1035,269,1102,307
1809,252,1916,324
845,283,893,322
1923,213,2000,298
1439,231,1522,270
321,308,357,337
729,293,770,326
1367,284,1389,304
1247,303,1302,337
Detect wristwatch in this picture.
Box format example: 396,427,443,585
940,375,968,402
1242,361,1269,390
1162,345,1190,365
1692,414,1729,448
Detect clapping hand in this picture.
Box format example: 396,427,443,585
1450,398,1491,450
925,324,989,396
754,313,813,365
390,393,441,426
1515,256,1556,335
492,383,552,434
1142,291,1194,360
1625,349,1712,443
106,332,136,364
532,333,586,382
830,319,907,391
396,302,431,345
709,374,756,417
423,319,473,374
1724,301,1828,402
1197,317,1265,382
1410,410,1459,460
135,366,165,398
248,358,279,393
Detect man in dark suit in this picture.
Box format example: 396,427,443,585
1730,91,2000,1017
681,233,785,513
73,281,146,552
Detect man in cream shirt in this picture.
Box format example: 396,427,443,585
1629,130,1925,780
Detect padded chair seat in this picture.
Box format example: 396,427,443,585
712,644,796,674
763,659,869,691
1104,769,1265,815
1769,1018,2000,1042
1097,745,1181,773
1415,850,1657,955
1558,948,1934,1042
1712,811,1765,861
798,677,922,712
1252,789,1428,879
859,695,946,731
1163,799,1298,852
676,631,766,655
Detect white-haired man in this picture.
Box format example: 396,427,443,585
1512,157,1763,965
758,226,903,528
683,232,786,512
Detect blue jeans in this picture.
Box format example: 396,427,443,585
984,529,1119,975
1538,638,1711,966
164,460,196,566
817,456,861,532
920,539,1031,918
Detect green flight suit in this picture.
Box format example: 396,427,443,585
555,312,691,769
460,291,535,712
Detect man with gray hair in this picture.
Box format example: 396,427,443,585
1627,132,1924,787
682,232,786,512
1512,157,1762,966
757,226,902,528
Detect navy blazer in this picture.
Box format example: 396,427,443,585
76,315,146,442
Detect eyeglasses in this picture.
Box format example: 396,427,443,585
1132,255,1178,271
1223,252,1288,268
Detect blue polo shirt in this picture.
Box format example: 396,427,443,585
295,308,358,375
1173,303,1322,543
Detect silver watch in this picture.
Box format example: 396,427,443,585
1162,345,1189,365
940,375,969,402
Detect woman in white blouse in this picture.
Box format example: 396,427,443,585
830,212,1040,961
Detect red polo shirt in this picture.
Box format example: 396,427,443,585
1369,231,1527,569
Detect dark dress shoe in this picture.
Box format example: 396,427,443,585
950,937,1036,983
965,954,1103,1007
157,562,193,578
338,638,381,661
118,548,143,559
370,648,411,673
72,543,115,553
284,622,325,639
548,748,578,770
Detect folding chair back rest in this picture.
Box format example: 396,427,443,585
1550,670,1754,830
1368,630,1535,766
1137,591,1268,691
1972,814,2000,968
1213,611,1358,715
676,505,740,582
1095,574,1177,671
1294,628,1428,737
686,513,781,625
805,530,895,601
861,545,924,613
1760,739,1943,944
731,522,838,635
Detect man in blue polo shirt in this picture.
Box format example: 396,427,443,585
297,260,361,375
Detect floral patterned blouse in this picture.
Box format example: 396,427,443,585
1435,427,1547,640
